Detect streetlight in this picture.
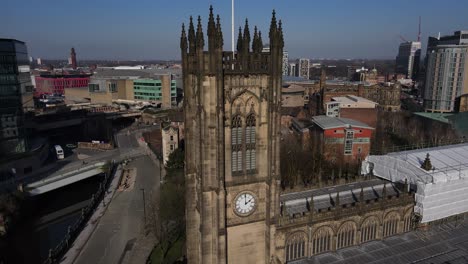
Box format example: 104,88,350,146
159,156,164,184
140,188,146,226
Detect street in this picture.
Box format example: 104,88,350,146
74,155,161,264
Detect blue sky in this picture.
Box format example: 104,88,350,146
1,0,467,60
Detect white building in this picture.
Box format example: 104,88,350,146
362,143,468,224
113,65,146,70
282,51,289,76
289,63,296,77
297,58,310,79
325,95,378,117
162,125,179,165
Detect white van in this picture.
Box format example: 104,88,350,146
54,145,65,160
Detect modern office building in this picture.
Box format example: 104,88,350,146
0,39,34,156
395,41,421,80
282,51,289,76
424,31,468,112
133,77,176,107
297,58,310,79
289,63,296,76
67,69,178,108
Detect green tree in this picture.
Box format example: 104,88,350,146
165,148,184,171
148,149,186,264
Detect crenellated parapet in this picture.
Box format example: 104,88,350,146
277,180,415,228
180,7,284,76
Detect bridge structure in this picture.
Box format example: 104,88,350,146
25,162,107,196
29,110,142,131
24,148,145,196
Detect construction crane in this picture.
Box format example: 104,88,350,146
399,35,408,43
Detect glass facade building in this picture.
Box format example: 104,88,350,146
133,79,163,101
133,77,177,106
424,31,468,112
0,39,33,156
395,41,421,80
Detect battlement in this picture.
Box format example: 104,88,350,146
180,6,284,75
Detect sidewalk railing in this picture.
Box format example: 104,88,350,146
42,162,116,264
370,139,466,155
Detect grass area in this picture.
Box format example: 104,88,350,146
148,236,185,264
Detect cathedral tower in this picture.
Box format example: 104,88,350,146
182,7,284,264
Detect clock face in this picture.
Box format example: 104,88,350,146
234,192,256,216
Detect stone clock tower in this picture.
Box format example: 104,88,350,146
181,6,283,264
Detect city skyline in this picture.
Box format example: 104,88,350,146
2,0,468,60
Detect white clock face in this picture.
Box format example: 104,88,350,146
235,192,256,215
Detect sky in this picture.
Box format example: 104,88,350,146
1,0,468,60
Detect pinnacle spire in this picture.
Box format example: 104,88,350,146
258,31,263,51
269,9,277,40
216,14,223,49
236,26,243,52
188,16,196,52
243,19,251,53
196,16,204,49
252,26,259,52
278,19,284,48
207,5,216,37
180,23,187,51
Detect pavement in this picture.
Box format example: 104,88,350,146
59,165,123,264
73,155,160,264
64,126,161,264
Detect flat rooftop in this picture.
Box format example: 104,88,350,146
330,95,378,105
365,143,468,184
283,84,306,93
292,219,468,264
92,68,181,79
312,115,374,130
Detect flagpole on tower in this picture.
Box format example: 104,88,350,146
232,0,235,53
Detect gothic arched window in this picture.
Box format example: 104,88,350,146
231,115,243,174
403,211,412,232
360,217,379,243
285,232,307,262
311,226,333,255
245,113,256,173
383,212,400,237
336,222,357,249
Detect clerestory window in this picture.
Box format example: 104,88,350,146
231,115,243,174
245,114,256,173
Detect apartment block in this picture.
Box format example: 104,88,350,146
424,31,468,112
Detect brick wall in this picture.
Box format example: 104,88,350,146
340,108,378,128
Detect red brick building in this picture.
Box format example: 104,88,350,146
34,73,91,97
310,116,374,164
339,108,377,128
